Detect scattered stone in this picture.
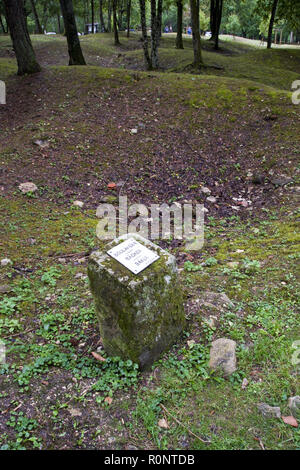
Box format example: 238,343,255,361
33,139,49,149
1,258,12,267
271,176,293,187
19,182,38,194
227,261,239,269
68,408,82,417
201,291,234,309
201,187,211,195
88,233,185,370
206,196,217,203
58,258,66,264
100,195,118,204
252,175,265,185
257,403,281,419
130,128,138,134
209,338,237,376
288,396,300,419
203,315,217,328
0,284,12,294
241,378,249,389
27,237,36,245
73,200,84,208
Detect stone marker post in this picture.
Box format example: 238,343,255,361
88,233,185,370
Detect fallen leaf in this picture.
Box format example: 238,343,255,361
104,396,113,405
158,418,169,429
91,351,106,362
282,416,298,427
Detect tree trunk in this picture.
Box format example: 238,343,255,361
176,0,183,49
113,0,120,45
59,0,86,65
210,0,216,41
0,14,7,33
91,0,95,33
214,0,223,50
57,13,62,33
156,0,162,42
99,0,106,32
139,0,152,70
126,0,131,37
4,0,41,75
29,0,43,34
107,0,112,32
267,0,279,49
190,0,203,68
150,0,159,68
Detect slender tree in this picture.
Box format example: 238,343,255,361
107,0,112,32
126,0,131,37
29,0,43,34
210,0,223,50
190,0,203,68
267,0,279,48
139,0,152,69
4,0,41,75
176,0,184,49
99,0,106,32
91,0,95,33
59,0,86,65
0,14,7,33
113,0,120,44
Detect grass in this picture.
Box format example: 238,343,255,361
0,32,299,450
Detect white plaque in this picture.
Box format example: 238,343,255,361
107,238,160,275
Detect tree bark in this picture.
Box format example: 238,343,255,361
99,0,106,32
150,0,159,68
91,0,95,33
29,0,43,34
59,0,86,65
57,13,62,33
267,0,279,49
176,0,183,49
4,0,41,75
0,14,8,33
214,0,223,50
113,0,120,45
126,0,131,37
139,0,152,70
107,0,112,32
190,0,203,68
210,0,216,40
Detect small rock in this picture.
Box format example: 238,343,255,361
203,315,217,328
206,196,217,203
271,176,293,187
201,187,211,195
130,128,138,134
241,378,249,389
201,292,234,309
27,237,36,245
257,403,281,419
227,261,239,269
252,175,265,185
1,258,12,266
209,338,237,376
19,182,38,193
0,284,12,293
68,408,82,417
33,139,49,149
73,200,84,208
58,258,66,263
288,396,300,419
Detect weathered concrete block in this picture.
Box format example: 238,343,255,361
88,234,185,370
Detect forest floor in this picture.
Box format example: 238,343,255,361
0,33,299,450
